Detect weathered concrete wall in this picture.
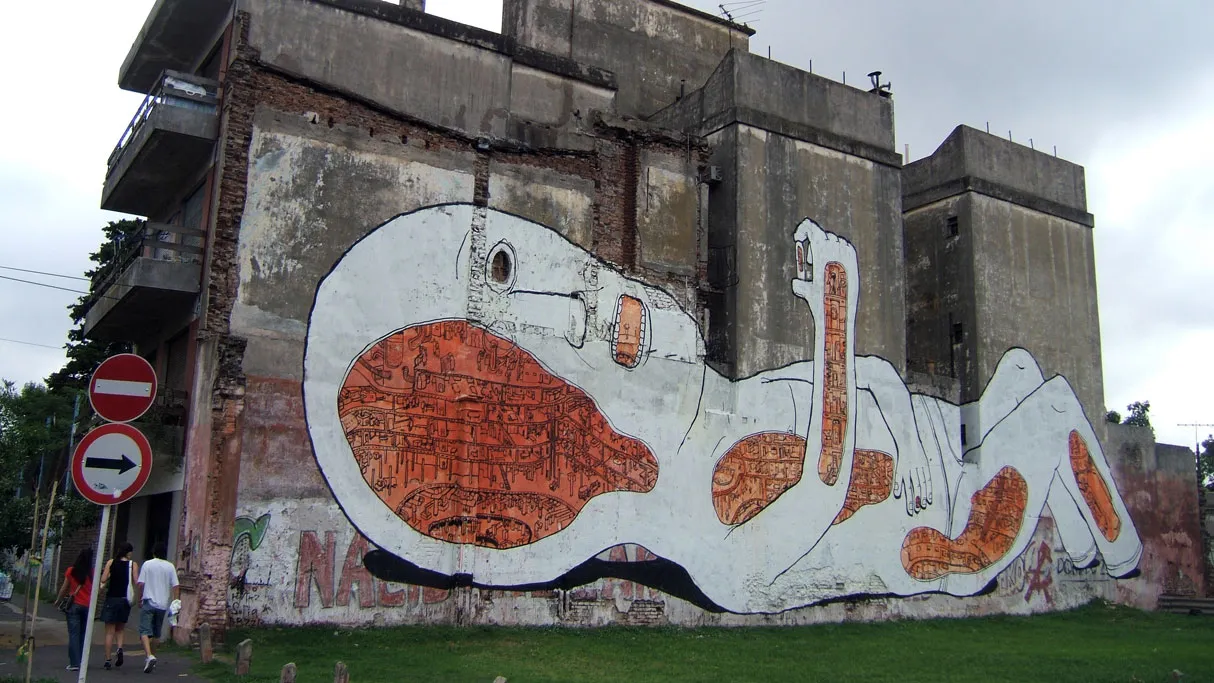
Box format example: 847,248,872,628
1202,488,1214,597
652,51,905,376
503,0,751,118
240,0,617,139
903,126,1104,425
1103,425,1206,606
159,1,1193,638
729,126,905,376
969,196,1104,425
903,195,977,390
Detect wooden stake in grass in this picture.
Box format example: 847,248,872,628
334,661,349,683
199,622,213,664
235,638,253,676
280,662,297,683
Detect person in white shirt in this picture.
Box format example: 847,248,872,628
135,542,179,673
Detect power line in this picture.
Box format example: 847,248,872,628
0,337,64,351
0,265,89,282
0,274,89,296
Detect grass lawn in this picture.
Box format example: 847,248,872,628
191,602,1212,683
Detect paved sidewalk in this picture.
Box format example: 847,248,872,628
0,595,200,681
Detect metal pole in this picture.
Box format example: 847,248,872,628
25,481,59,683
78,505,111,683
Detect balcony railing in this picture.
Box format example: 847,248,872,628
82,222,204,318
107,70,219,178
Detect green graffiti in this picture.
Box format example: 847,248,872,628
233,513,271,551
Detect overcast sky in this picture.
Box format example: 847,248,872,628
1,0,1210,450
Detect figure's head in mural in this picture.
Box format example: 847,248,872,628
304,204,1142,615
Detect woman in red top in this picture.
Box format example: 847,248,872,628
55,548,93,672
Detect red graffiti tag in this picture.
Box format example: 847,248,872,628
1023,541,1053,605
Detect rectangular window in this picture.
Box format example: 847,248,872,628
951,321,963,345
946,216,959,238
961,424,968,446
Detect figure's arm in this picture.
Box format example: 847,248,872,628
101,559,113,584
791,219,859,489
855,356,933,515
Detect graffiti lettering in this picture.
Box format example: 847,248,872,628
294,531,449,610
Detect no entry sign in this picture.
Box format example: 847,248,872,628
89,353,157,423
71,423,153,506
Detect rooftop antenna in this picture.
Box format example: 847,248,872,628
719,1,765,29
1178,423,1214,460
867,70,892,98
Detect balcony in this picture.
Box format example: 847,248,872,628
82,223,203,343
101,71,219,217
119,0,233,93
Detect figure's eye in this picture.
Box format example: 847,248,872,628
491,250,511,284
486,242,516,291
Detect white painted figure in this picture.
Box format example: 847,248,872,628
303,204,1141,613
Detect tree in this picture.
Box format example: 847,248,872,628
1123,401,1152,429
46,219,141,393
0,382,98,556
1199,436,1214,489
1105,410,1122,424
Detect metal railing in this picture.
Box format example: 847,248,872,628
82,222,205,315
106,69,220,176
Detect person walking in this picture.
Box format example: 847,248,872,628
135,542,179,674
55,548,93,672
100,541,139,670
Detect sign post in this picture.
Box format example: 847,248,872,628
72,354,157,682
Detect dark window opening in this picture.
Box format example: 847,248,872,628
951,321,964,345
946,216,959,238
491,249,512,284
961,424,968,446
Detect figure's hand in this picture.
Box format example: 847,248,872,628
892,459,933,516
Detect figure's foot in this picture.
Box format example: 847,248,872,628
901,467,1028,581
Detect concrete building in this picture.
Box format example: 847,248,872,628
80,0,1205,637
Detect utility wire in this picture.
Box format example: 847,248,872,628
0,275,89,296
0,265,89,282
0,337,64,349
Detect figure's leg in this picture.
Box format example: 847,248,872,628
900,375,1142,594
1047,404,1143,576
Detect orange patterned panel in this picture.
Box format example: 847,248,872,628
900,466,1028,581
832,450,894,525
338,321,659,549
712,432,807,525
1069,430,1121,542
818,262,849,486
613,296,645,368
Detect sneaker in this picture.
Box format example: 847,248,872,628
66,665,80,671
116,648,124,667
104,659,113,670
144,656,157,674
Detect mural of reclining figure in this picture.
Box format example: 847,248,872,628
304,203,1141,614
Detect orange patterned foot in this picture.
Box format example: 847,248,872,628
817,261,849,486
900,467,1028,581
712,432,808,525
339,321,659,549
832,450,894,525
1069,430,1121,542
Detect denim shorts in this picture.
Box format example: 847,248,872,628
100,596,131,624
138,604,166,638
